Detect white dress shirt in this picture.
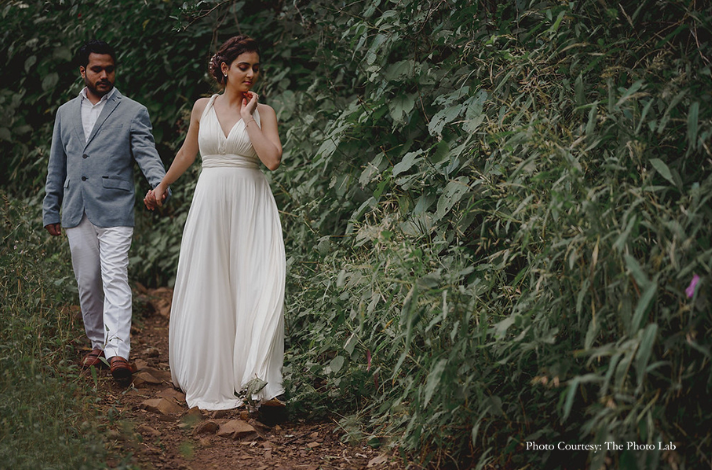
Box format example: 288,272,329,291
80,87,116,142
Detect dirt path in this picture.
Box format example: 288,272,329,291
83,286,409,470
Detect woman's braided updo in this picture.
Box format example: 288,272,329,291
208,35,261,86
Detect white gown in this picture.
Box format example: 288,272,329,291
169,94,285,410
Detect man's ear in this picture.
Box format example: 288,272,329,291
79,66,86,78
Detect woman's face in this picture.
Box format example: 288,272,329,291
222,51,260,92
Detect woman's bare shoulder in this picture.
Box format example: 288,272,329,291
257,102,276,117
190,96,213,121
193,97,212,113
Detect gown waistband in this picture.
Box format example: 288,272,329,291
201,154,260,169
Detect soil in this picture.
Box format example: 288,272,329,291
80,286,411,470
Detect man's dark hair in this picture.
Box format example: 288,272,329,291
76,40,116,67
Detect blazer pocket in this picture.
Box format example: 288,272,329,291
102,176,132,191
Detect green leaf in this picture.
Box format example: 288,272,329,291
613,215,637,252
359,154,385,186
344,334,357,355
243,377,268,400
576,278,590,315
316,138,339,161
548,10,566,34
562,374,603,421
24,55,37,73
631,282,656,333
423,359,447,406
435,177,470,220
635,323,658,391
470,405,491,446
687,101,699,147
389,93,415,124
41,73,59,93
649,158,675,186
336,269,347,288
364,33,387,65
657,90,686,133
493,315,515,339
392,150,423,176
574,74,585,107
635,99,654,135
615,80,644,108
585,102,598,135
385,60,415,82
584,318,598,350
601,353,622,397
271,90,296,121
462,90,487,133
428,104,463,136
329,356,345,374
624,255,650,289
363,0,381,18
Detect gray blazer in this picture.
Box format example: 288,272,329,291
43,89,168,228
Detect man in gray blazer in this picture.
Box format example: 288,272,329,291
43,40,169,383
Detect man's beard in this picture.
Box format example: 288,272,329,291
86,78,113,97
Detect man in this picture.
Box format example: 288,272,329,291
42,40,169,383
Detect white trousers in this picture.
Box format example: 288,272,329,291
65,214,133,359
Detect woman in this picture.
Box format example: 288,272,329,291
145,36,285,410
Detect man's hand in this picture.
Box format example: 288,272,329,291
144,189,157,210
45,223,61,236
144,187,167,211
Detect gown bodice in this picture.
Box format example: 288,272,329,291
198,94,261,169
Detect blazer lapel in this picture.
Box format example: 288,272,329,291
71,97,85,144
84,89,122,149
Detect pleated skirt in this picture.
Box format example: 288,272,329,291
169,166,285,410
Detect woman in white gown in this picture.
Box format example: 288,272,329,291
145,36,285,410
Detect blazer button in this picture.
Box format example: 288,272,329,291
81,176,87,181
83,154,88,159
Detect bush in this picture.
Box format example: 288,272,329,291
0,192,109,469
270,1,712,468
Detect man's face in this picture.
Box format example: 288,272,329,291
80,53,115,98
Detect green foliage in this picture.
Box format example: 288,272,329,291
268,0,712,467
0,192,109,468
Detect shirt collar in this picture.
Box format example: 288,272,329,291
79,87,117,104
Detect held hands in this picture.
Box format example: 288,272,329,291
144,185,168,211
240,92,258,122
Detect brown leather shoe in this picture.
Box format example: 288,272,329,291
81,348,106,368
259,395,287,426
262,396,286,408
109,356,134,383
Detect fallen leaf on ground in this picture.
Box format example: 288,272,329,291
368,454,389,467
